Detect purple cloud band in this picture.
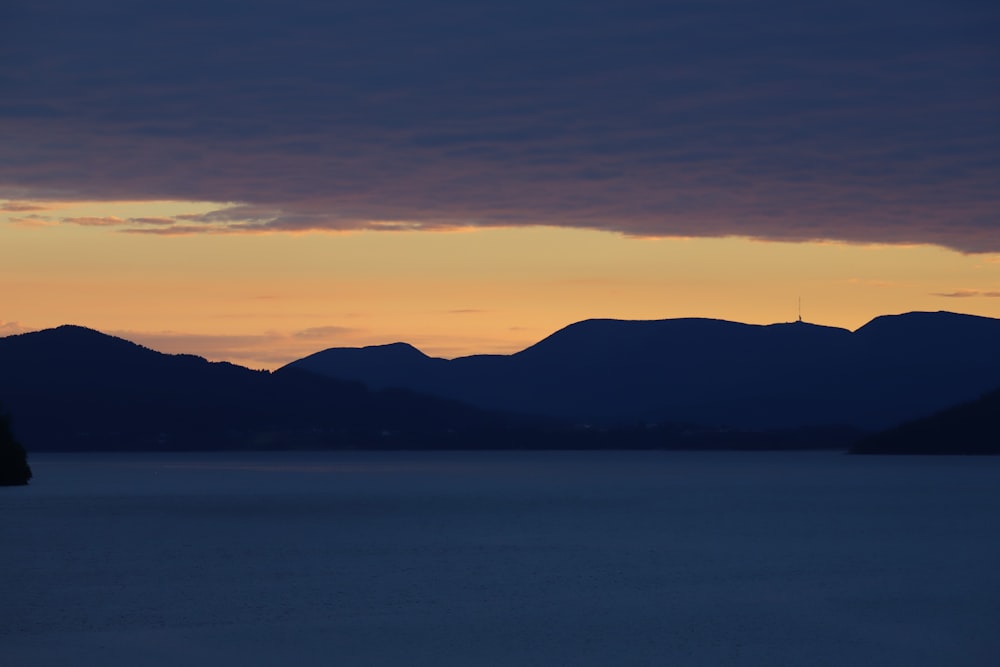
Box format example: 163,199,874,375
1,0,998,251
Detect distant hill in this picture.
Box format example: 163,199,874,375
5,312,997,452
851,385,1000,455
0,326,525,451
287,311,1000,431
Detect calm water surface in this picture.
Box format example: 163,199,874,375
3,451,999,666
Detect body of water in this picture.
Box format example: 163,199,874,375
3,451,999,665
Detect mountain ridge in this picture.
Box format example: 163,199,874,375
3,310,998,452
286,310,1000,430
0,325,525,451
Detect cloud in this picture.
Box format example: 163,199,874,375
117,331,294,368
0,202,49,212
292,326,358,340
109,323,530,369
61,216,128,227
59,215,188,230
128,217,176,225
116,325,361,369
0,321,33,337
1,0,997,251
933,289,1000,298
8,214,55,228
120,225,223,236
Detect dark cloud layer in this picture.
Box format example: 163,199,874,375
1,0,997,250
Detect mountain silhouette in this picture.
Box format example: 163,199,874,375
4,312,997,452
0,325,523,451
287,311,1000,431
851,385,1000,455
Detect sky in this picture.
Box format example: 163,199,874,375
1,0,998,368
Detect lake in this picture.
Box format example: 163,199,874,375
3,451,999,665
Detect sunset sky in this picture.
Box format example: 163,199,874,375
2,0,998,369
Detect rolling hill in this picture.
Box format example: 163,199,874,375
0,326,522,451
287,311,1000,431
4,311,997,452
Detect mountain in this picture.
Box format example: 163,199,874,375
851,385,1000,455
287,311,1000,431
5,312,997,452
0,326,523,451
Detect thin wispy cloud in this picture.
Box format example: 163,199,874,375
292,326,358,340
107,324,527,368
0,202,49,212
120,225,225,236
0,321,32,337
58,214,218,232
933,289,1000,298
116,325,363,368
61,216,128,227
1,0,997,250
8,214,55,227
128,217,176,226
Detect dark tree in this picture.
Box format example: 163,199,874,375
0,407,32,486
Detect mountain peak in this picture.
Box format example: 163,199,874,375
855,310,1000,338
291,310,1000,430
5,324,148,353
284,340,440,391
360,341,429,358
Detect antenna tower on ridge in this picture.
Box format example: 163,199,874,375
797,297,803,323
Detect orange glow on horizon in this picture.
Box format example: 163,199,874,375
3,201,1000,369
